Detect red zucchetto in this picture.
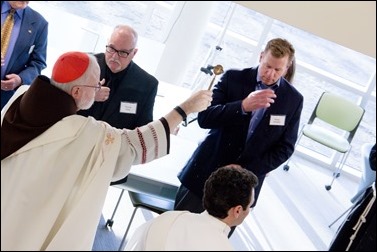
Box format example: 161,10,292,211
51,51,89,83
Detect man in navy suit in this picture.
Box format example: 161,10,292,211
1,1,48,109
77,25,158,185
175,38,303,222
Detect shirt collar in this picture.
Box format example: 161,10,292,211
1,2,23,19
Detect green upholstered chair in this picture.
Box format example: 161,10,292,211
283,92,365,190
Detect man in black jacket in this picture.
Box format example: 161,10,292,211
77,24,158,185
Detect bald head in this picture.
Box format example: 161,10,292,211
111,25,138,49
105,24,139,73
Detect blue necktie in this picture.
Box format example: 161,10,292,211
246,82,277,141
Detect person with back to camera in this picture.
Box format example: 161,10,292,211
174,38,303,237
77,24,159,185
1,1,48,109
1,51,212,250
328,143,376,251
125,164,259,251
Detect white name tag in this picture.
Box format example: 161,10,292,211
270,115,286,126
120,101,137,114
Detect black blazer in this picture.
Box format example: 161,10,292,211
178,67,304,203
78,53,158,130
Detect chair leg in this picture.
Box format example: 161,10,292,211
332,149,351,178
106,189,125,227
328,204,353,228
283,131,304,172
325,177,335,190
118,207,138,251
283,161,290,171
325,165,343,190
325,148,352,190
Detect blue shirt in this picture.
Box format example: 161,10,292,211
1,2,24,80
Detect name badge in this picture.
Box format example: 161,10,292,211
270,115,286,126
120,101,137,114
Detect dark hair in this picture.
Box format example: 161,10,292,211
203,165,258,219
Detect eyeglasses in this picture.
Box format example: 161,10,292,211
105,45,133,58
78,83,102,92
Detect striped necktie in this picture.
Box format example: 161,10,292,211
1,8,16,57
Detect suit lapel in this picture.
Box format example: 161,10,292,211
243,67,258,99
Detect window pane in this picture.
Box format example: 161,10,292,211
269,19,376,88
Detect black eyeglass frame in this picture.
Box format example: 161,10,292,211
105,45,133,58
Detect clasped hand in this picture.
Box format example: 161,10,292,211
94,78,110,102
242,89,276,113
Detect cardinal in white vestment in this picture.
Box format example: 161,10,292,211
1,51,212,251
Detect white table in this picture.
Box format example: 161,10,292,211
113,134,198,201
132,134,198,185
106,84,202,232
153,81,192,119
110,82,199,215
108,134,198,226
